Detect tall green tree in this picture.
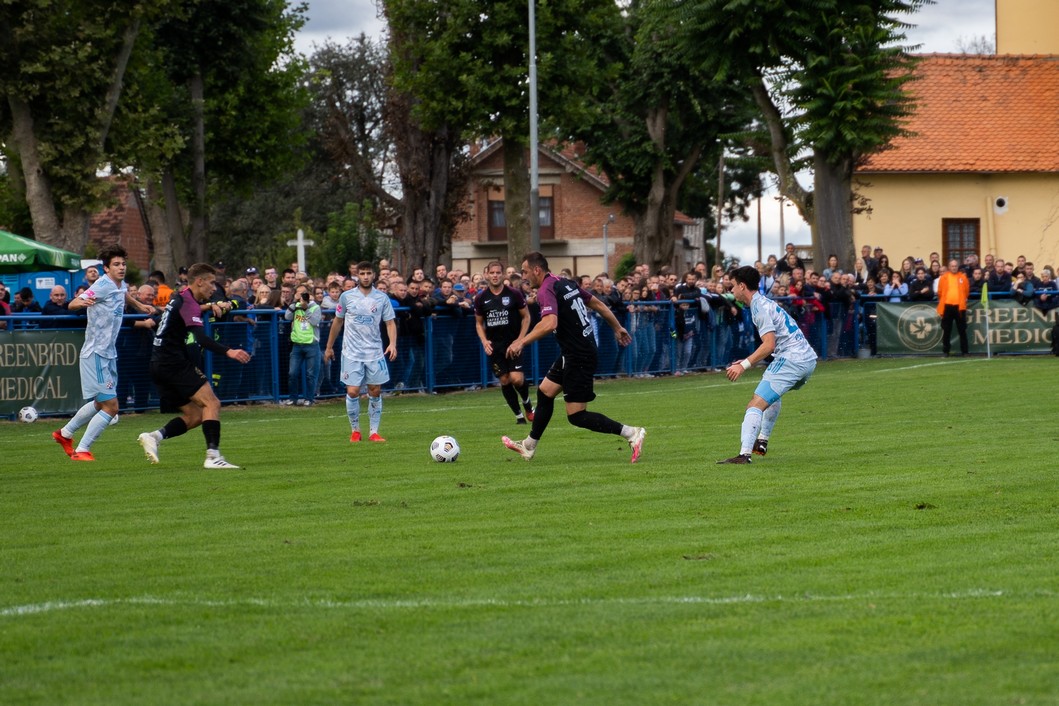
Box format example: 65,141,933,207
0,0,171,251
385,0,621,266
575,1,761,273
682,0,924,268
145,0,309,271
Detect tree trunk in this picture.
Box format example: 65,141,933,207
634,105,702,273
502,140,531,265
144,174,188,277
394,123,456,272
188,72,208,263
58,207,90,255
7,96,62,245
812,153,856,271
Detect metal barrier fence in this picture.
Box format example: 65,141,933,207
3,289,1055,416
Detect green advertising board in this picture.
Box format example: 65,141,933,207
0,329,84,416
876,300,1056,355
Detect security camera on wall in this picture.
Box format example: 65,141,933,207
994,196,1009,214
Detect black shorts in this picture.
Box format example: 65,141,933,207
489,344,525,378
151,360,209,413
544,354,597,404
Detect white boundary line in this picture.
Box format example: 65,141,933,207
2,588,1043,618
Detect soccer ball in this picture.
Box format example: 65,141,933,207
430,435,460,463
18,406,39,423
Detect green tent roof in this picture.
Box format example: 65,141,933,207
0,230,82,272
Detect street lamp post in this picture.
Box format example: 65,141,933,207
602,213,615,276
528,0,540,252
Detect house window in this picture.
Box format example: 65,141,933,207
942,219,980,264
486,196,554,240
539,196,554,240
487,200,506,241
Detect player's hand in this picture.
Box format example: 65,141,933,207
228,348,251,364
385,344,397,361
725,362,744,382
323,348,334,363
615,327,632,347
482,340,493,356
507,339,523,358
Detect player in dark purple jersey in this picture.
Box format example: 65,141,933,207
502,252,646,463
136,263,251,469
474,261,535,424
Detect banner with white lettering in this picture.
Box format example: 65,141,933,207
0,330,83,415
876,301,1056,354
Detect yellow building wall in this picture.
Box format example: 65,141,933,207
996,0,1059,54
852,173,1059,268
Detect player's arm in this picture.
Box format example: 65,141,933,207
474,313,493,356
384,318,397,360
507,313,556,358
587,295,631,346
67,291,93,311
517,304,531,339
726,331,776,381
323,314,344,362
190,325,251,363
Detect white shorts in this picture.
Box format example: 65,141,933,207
754,356,816,405
80,354,119,401
341,357,390,389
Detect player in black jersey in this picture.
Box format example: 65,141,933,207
502,252,646,463
136,263,252,469
474,261,535,424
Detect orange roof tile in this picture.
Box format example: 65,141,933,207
860,54,1059,173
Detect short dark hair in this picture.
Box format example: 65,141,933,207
356,261,373,272
99,245,128,267
522,251,548,272
730,265,761,291
150,270,166,282
187,263,217,282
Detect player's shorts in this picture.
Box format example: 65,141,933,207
151,361,210,413
341,356,390,389
80,354,118,402
544,353,597,404
489,343,524,378
754,356,817,405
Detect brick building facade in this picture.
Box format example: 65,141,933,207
451,139,694,278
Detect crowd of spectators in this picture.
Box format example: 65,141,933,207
3,244,1056,400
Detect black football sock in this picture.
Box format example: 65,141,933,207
160,417,188,440
500,383,522,416
568,410,623,435
518,381,533,408
529,391,554,441
202,419,221,451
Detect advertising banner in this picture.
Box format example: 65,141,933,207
876,300,1056,355
0,329,84,416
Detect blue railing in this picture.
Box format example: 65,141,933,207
3,288,1056,411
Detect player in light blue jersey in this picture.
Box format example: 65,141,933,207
718,266,818,465
53,245,155,462
323,261,397,443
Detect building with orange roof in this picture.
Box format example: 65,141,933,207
853,0,1059,270
451,138,697,277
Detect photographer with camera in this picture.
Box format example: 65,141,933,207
282,284,322,406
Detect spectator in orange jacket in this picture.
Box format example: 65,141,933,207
936,258,970,356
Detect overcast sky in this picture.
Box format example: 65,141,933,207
295,0,997,56
293,0,998,265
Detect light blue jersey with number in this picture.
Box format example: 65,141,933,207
750,293,817,364
335,287,395,362
79,275,127,359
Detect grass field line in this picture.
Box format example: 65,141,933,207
3,588,1048,619
869,358,984,373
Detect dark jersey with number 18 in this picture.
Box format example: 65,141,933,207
535,273,597,359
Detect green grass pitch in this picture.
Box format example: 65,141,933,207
2,357,1058,705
